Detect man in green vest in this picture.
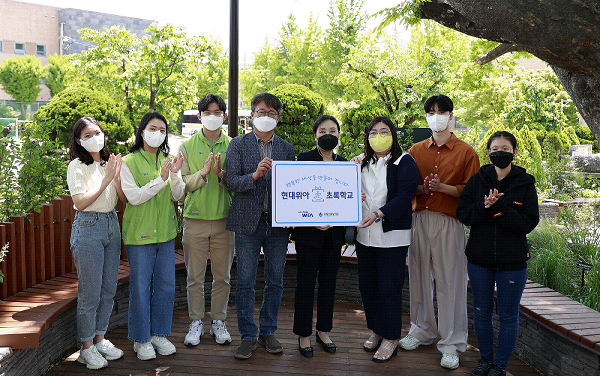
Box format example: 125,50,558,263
178,94,234,347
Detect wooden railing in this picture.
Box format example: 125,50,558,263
0,196,181,301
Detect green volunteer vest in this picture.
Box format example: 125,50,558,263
122,149,178,245
182,131,233,220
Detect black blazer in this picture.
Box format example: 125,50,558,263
291,148,347,249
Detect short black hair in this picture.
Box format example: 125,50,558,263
251,92,283,115
198,94,226,113
424,94,454,113
129,111,170,158
312,114,340,134
487,130,518,150
68,116,111,165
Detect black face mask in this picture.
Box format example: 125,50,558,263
317,134,339,151
489,151,514,169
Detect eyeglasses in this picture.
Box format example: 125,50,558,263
368,129,391,137
255,109,279,119
489,146,513,153
201,111,224,117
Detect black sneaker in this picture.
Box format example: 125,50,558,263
234,339,257,359
487,364,507,376
258,334,283,353
471,358,492,376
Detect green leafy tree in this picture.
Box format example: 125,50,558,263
240,15,323,105
271,84,326,156
319,0,368,104
196,37,229,100
33,87,133,154
0,55,46,119
339,103,389,160
73,23,209,122
45,53,70,97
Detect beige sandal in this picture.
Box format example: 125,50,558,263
363,332,382,352
372,339,398,363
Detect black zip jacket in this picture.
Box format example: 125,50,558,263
456,164,539,271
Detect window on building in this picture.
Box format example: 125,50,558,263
36,45,46,56
0,41,3,52
15,42,25,54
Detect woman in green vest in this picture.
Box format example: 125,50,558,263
120,111,185,361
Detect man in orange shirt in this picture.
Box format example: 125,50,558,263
399,95,480,370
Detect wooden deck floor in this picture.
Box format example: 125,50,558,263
45,299,540,376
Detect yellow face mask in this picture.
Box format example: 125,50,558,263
369,134,393,152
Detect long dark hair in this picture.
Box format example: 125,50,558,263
129,112,170,158
361,116,402,170
68,116,111,165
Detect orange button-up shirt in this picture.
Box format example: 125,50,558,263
408,133,480,219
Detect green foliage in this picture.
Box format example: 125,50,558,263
542,131,570,159
371,0,426,29
529,205,600,312
338,103,388,159
0,55,46,118
0,102,16,118
33,87,133,154
572,125,600,151
0,125,68,222
271,84,326,156
72,23,210,123
45,53,69,97
196,37,229,100
563,126,580,146
0,243,7,284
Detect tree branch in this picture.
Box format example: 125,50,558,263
475,43,524,65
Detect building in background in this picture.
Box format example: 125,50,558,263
0,0,154,117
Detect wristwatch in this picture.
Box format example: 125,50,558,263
373,211,381,223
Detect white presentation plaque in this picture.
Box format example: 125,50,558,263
271,161,362,227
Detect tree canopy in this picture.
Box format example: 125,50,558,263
376,0,600,143
0,55,46,119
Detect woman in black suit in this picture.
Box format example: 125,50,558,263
292,115,347,358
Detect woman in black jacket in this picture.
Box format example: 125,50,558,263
292,115,347,358
456,131,539,376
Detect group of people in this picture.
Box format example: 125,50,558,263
67,91,539,376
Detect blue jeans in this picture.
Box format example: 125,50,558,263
468,262,528,370
70,210,121,342
126,239,175,343
235,216,288,340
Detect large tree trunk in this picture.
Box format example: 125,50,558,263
419,0,600,143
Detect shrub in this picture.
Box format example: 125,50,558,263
33,87,134,154
271,84,326,156
339,103,388,160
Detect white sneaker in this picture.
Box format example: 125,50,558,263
77,346,108,370
399,334,434,351
133,341,156,360
184,320,204,347
210,320,232,345
95,338,124,360
151,335,176,356
441,353,460,369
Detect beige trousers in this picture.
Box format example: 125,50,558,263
407,210,468,355
182,217,234,321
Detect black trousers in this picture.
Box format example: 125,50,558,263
293,237,341,337
356,242,408,340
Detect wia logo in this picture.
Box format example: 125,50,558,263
299,211,313,218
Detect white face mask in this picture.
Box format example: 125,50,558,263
426,114,450,132
201,115,224,131
253,116,277,133
80,133,105,153
143,130,166,148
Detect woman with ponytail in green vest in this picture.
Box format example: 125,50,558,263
119,112,185,361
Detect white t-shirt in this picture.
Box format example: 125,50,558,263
67,158,117,212
356,153,411,248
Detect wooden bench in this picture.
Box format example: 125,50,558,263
0,250,186,349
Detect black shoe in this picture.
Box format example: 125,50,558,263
298,337,313,358
258,334,283,353
487,364,506,376
316,332,336,353
471,358,492,376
